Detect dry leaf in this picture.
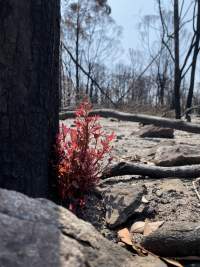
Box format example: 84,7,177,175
117,228,132,246
130,221,145,234
141,196,149,203
162,258,184,267
143,221,164,236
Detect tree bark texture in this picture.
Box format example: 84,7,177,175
60,109,200,134
0,0,60,197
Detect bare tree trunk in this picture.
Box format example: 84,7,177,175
60,42,64,109
75,13,80,103
186,0,200,121
0,0,60,197
174,0,181,119
86,63,92,95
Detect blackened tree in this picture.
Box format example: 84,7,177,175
0,0,60,197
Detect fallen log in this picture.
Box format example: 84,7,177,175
102,162,200,179
59,109,200,134
140,222,200,257
181,105,200,118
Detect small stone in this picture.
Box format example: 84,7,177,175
142,196,149,203
156,190,163,197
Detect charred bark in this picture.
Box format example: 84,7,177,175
0,0,60,197
141,222,200,257
102,161,200,179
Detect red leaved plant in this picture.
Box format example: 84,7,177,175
55,100,115,210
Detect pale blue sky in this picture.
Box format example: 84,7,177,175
108,0,193,63
108,0,156,54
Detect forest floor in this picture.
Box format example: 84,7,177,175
64,116,200,266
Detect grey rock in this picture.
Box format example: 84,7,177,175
0,188,166,267
104,184,144,228
134,255,167,267
155,190,163,197
154,145,200,166
137,125,174,138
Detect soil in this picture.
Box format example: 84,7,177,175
65,116,200,266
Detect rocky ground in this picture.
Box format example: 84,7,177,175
65,116,200,266
1,116,200,266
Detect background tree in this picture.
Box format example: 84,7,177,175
61,0,121,105
185,0,200,121
0,0,60,197
158,0,199,118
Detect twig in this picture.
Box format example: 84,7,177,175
62,42,117,107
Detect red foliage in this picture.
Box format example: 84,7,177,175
55,100,115,210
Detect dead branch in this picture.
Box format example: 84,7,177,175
181,105,200,117
102,161,200,179
62,42,117,107
60,109,200,134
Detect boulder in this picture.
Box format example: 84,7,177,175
0,188,166,267
137,125,174,139
154,145,200,166
104,184,144,229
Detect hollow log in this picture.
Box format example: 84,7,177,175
140,222,200,257
102,162,200,179
59,109,200,134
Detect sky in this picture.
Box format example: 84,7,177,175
108,0,194,58
108,0,156,59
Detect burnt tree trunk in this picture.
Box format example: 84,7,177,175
185,0,200,121
174,0,181,119
0,0,60,197
75,12,80,103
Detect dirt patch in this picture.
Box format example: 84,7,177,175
65,117,200,265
